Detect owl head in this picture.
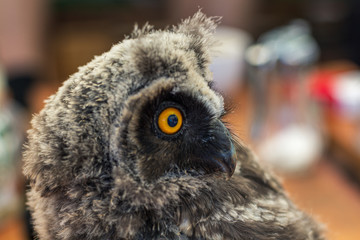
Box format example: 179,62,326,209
24,11,237,191
112,15,238,181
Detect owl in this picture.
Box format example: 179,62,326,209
23,12,325,240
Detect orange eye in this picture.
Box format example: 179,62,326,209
157,107,183,135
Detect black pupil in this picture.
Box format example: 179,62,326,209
167,114,178,127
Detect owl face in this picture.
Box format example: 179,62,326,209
111,75,236,181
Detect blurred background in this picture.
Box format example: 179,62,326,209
0,0,360,239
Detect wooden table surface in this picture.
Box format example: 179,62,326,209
284,161,360,240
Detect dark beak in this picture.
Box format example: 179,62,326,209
194,120,237,179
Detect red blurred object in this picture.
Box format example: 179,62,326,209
309,69,338,105
309,61,360,110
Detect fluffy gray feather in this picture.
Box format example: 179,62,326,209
23,11,325,240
